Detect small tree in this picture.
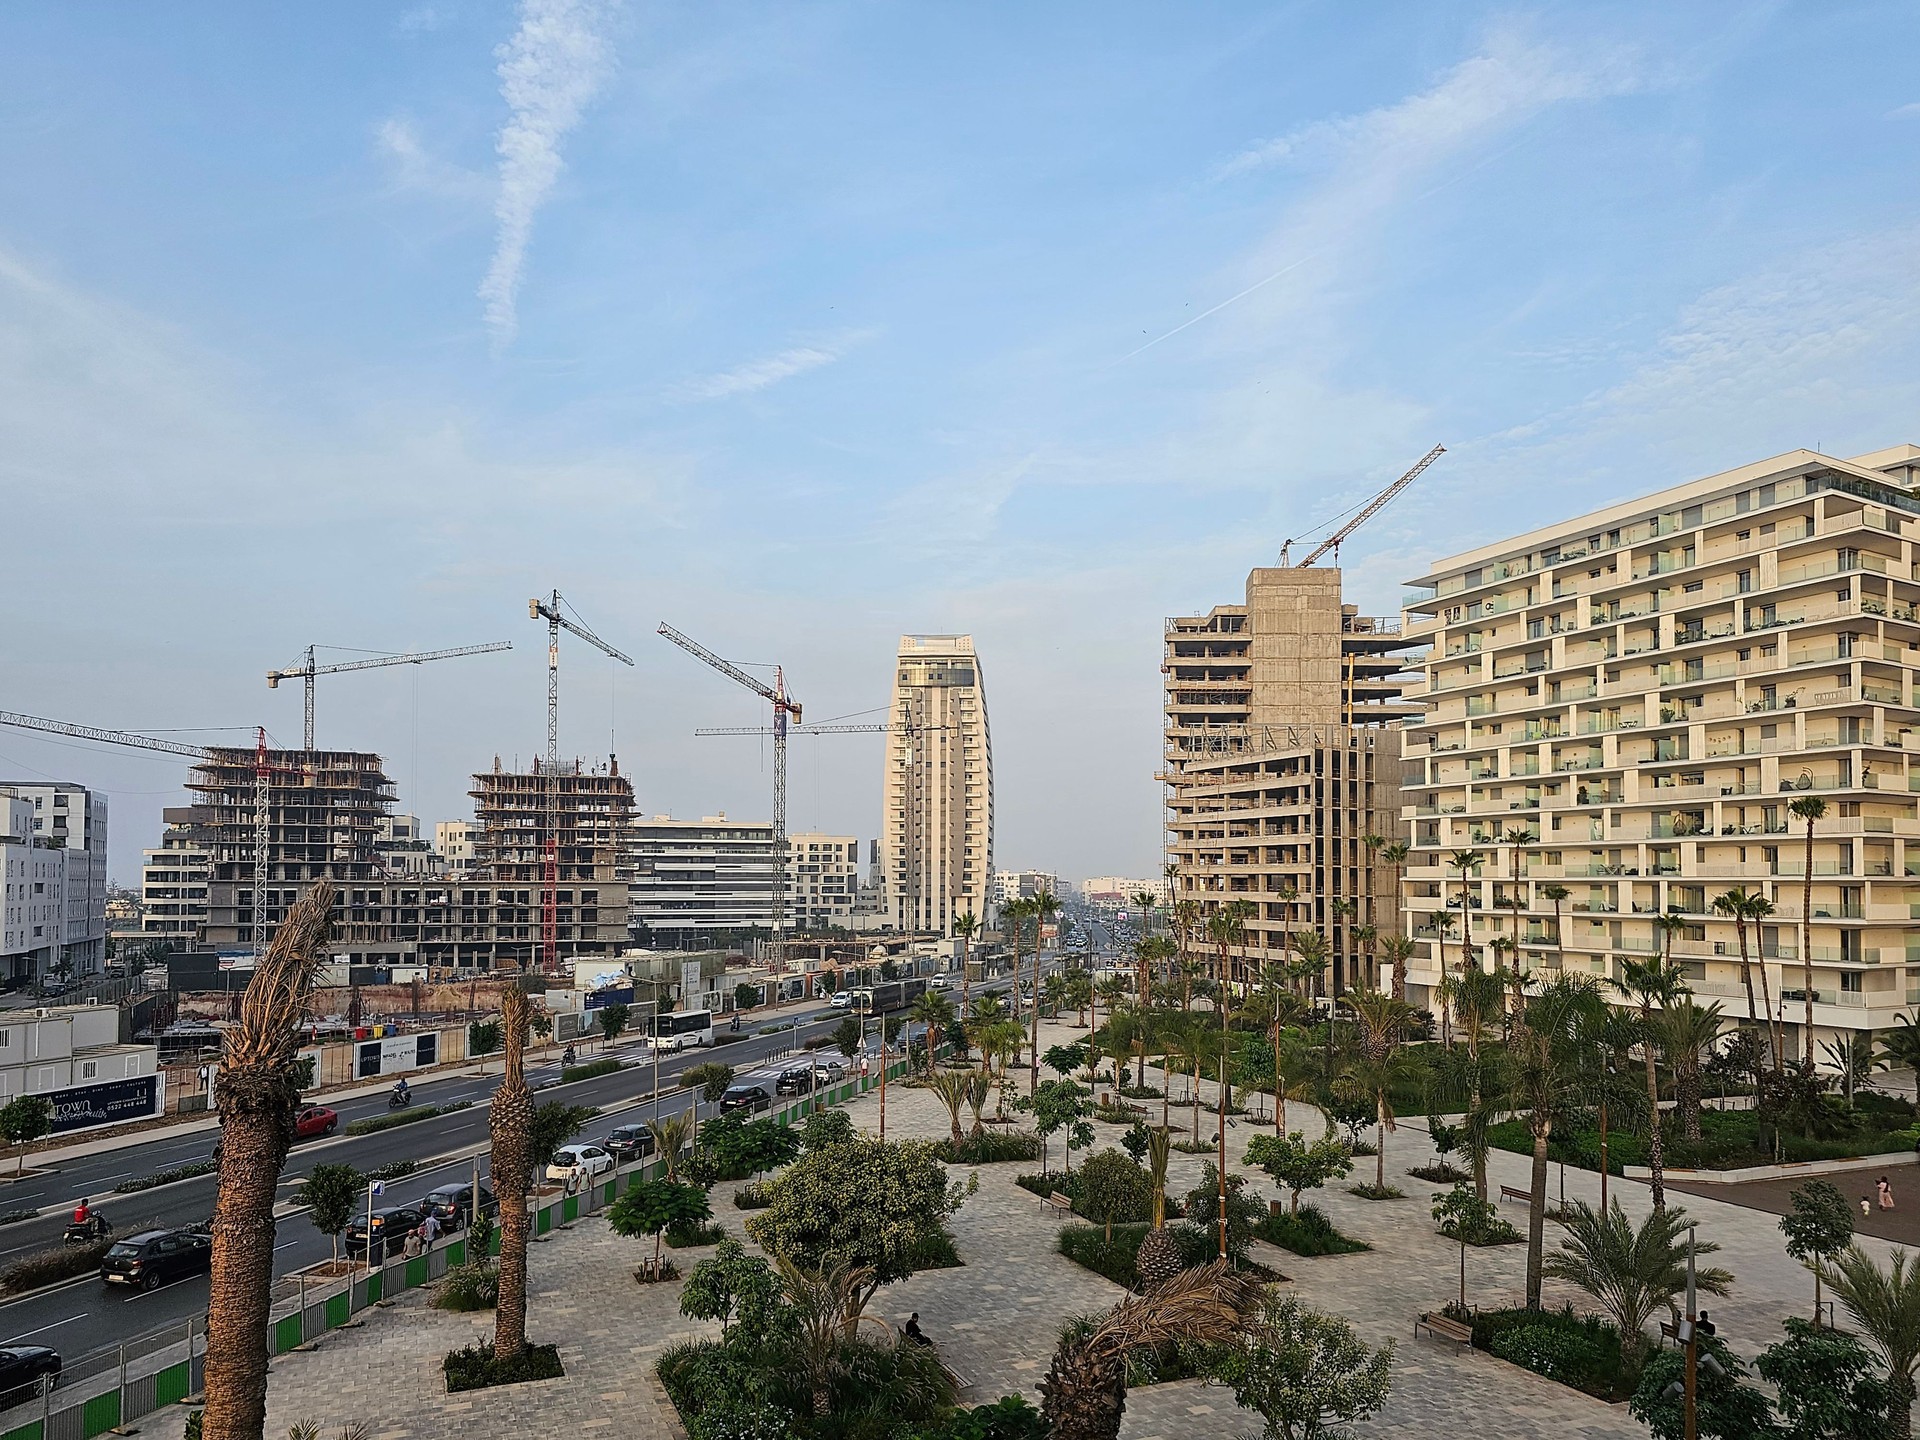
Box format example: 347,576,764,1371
733,982,761,1013
1020,1078,1093,1176
832,1017,865,1064
468,1019,501,1068
529,1102,596,1169
1780,1180,1853,1328
1077,1149,1151,1242
679,1238,781,1339
1245,1132,1353,1215
1757,1316,1898,1439
296,1162,362,1263
530,1010,553,1042
0,1095,53,1174
1213,1293,1393,1440
1184,1163,1262,1264
1630,1334,1773,1440
596,1003,629,1047
1042,1042,1088,1079
1324,1095,1372,1150
680,1062,735,1140
1120,1119,1151,1166
608,1179,711,1275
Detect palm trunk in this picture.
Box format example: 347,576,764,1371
491,986,534,1361
1757,953,1783,1072
1678,1057,1702,1144
1391,867,1408,1003
1801,818,1816,1061
1525,1123,1550,1309
1734,915,1759,1035
1641,1016,1666,1214
1375,1112,1386,1191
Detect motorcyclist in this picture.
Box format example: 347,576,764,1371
562,1045,577,1067
72,1198,91,1228
391,1078,411,1104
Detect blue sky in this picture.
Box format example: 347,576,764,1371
3,2,1918,886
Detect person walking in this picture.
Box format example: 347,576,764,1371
1878,1175,1895,1210
419,1211,442,1247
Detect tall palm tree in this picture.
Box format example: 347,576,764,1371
1380,841,1410,993
909,990,954,1074
202,880,336,1440
1822,1244,1920,1437
1507,975,1606,1308
1003,895,1032,1034
1362,832,1386,929
1205,900,1252,1247
490,982,535,1363
1029,889,1061,1095
1540,883,1570,971
1448,849,1485,981
1614,957,1690,1213
1790,794,1829,1057
1038,1262,1264,1440
1653,910,1687,969
1351,923,1379,993
1711,887,1766,1052
1337,989,1418,1191
1287,930,1330,1003
1658,999,1724,1145
1542,1200,1731,1367
1378,933,1417,1006
952,907,978,1021
1170,896,1198,997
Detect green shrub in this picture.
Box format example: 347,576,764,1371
1,1238,115,1294
114,1160,217,1193
908,1228,964,1270
732,1181,774,1210
664,1219,728,1249
1057,1221,1211,1289
366,1159,417,1184
432,1263,499,1312
1253,1204,1369,1256
1348,1183,1404,1200
1492,1323,1615,1393
907,1393,1049,1439
443,1340,564,1391
933,1130,1042,1164
346,1100,471,1137
560,1058,622,1084
1464,1304,1633,1400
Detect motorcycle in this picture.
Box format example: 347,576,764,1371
388,1089,413,1110
561,1047,577,1067
64,1215,111,1246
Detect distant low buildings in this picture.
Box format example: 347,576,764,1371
630,816,866,947
0,1003,160,1132
992,870,1062,907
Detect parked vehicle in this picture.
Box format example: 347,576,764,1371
603,1125,656,1163
422,1183,494,1227
718,1082,773,1115
774,1064,816,1096
546,1144,615,1185
812,1059,847,1086
345,1205,426,1261
0,1346,60,1396
100,1228,213,1291
294,1105,338,1140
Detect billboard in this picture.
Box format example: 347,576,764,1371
49,1075,160,1134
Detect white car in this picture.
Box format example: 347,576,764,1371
829,991,851,1008
546,1143,615,1185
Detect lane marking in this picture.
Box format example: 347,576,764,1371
121,1274,207,1303
9,1313,84,1339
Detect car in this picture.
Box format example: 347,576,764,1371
812,1059,848,1085
546,1144,615,1185
718,1082,773,1115
344,1205,426,1261
100,1228,213,1291
926,975,949,989
603,1124,657,1163
828,991,851,1008
774,1064,816,1096
422,1183,494,1227
0,1346,59,1396
294,1105,338,1140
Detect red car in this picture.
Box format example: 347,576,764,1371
294,1105,338,1140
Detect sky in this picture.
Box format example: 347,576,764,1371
3,1,1919,888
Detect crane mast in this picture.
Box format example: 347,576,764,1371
529,593,633,975
1286,444,1446,568
268,641,513,749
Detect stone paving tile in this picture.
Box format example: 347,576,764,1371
137,1016,1889,1439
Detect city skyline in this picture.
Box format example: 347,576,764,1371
4,4,1918,884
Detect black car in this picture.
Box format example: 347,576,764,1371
344,1205,425,1261
718,1082,773,1115
603,1125,656,1163
0,1346,59,1396
422,1184,495,1227
774,1065,815,1096
100,1229,212,1291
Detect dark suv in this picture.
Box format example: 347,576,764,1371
345,1205,425,1261
717,1082,772,1115
101,1229,213,1291
603,1125,656,1163
774,1065,815,1096
422,1184,494,1227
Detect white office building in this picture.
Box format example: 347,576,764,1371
1,782,108,982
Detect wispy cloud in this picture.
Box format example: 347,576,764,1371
674,332,872,402
375,115,490,202
479,0,618,352
396,5,447,34
1890,101,1920,118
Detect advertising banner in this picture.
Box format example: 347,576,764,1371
49,1075,160,1134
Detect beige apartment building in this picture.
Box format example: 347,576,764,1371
884,635,993,934
1397,444,1920,1059
1164,566,1419,993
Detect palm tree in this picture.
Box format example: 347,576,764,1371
647,1112,692,1182
1002,895,1032,1032
490,982,535,1363
1130,891,1159,1005
910,990,954,1074
1711,887,1761,1039
1540,883,1570,970
1378,933,1417,1007
952,908,978,1021
1287,930,1330,1003
1350,923,1379,993
1542,1200,1731,1366
1037,1262,1264,1440
774,1255,875,1417
1447,849,1485,980
1029,889,1061,1095
926,1068,971,1147
961,1067,992,1139
202,880,336,1440
1134,1125,1182,1287
1790,795,1829,1056
1506,975,1606,1308
1337,989,1418,1191
1822,1244,1920,1437
1653,910,1687,969
1380,842,1411,997
1613,957,1690,1214
1205,899,1252,1239
1659,999,1724,1145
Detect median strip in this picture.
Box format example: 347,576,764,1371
343,1101,473,1138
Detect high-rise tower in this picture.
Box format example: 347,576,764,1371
884,635,993,934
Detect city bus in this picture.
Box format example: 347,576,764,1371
649,1008,715,1051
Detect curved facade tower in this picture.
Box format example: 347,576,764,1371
883,635,993,934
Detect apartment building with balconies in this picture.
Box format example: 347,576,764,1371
1397,443,1920,1059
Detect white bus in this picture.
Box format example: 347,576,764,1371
650,1008,715,1051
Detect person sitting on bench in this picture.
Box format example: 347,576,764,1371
903,1313,931,1347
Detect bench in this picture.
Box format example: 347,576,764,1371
1499,1185,1531,1205
1040,1192,1074,1216
1414,1313,1474,1345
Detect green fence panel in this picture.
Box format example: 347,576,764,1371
274,1314,303,1354
80,1390,120,1438
536,1206,552,1235
562,1195,579,1223
405,1256,428,1288
446,1239,467,1266
491,1228,502,1256
325,1291,351,1327
2,1420,41,1440
154,1361,191,1408
602,1180,616,1205
367,1271,384,1304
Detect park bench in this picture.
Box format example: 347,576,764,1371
1498,1185,1531,1205
1414,1313,1473,1345
1040,1192,1074,1216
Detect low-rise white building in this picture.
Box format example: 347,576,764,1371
1,782,109,982
434,820,478,877
0,1003,160,1132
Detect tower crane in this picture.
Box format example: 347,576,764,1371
530,593,634,975
658,624,803,943
1279,443,1446,567
0,711,298,956
267,641,513,749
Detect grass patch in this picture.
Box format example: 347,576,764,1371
345,1100,471,1137
1348,1183,1405,1200
443,1340,564,1392
1172,1139,1217,1155
1253,1204,1369,1256
1,1238,114,1294
1117,1084,1163,1101
432,1263,499,1312
932,1130,1042,1165
663,1219,728,1249
559,1058,622,1084
114,1160,217,1193
1489,1098,1920,1175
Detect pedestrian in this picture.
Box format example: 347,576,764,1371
403,1229,424,1260
1879,1175,1895,1210
1862,1195,1873,1218
419,1211,442,1247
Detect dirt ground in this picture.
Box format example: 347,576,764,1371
1669,1166,1920,1246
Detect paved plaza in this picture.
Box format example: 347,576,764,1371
134,1017,1913,1439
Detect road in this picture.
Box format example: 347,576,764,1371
0,996,904,1363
